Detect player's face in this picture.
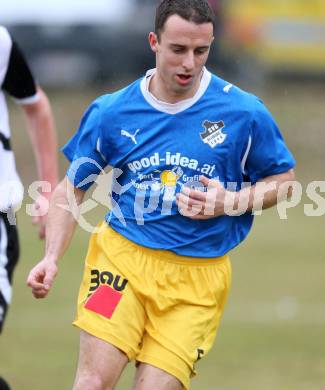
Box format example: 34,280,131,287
149,14,214,102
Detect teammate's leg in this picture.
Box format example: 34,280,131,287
0,377,11,390
73,330,129,390
0,212,19,333
132,363,182,390
0,213,19,390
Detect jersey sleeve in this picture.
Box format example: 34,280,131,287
0,26,12,86
0,27,39,102
62,99,108,191
244,98,296,183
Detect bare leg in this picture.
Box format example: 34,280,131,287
73,330,129,390
132,363,183,390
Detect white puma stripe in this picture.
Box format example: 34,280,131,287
121,129,140,145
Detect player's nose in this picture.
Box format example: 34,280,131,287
182,51,195,71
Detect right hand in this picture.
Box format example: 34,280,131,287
27,258,58,299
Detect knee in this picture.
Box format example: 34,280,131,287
73,371,113,390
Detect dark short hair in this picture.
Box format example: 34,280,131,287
155,0,215,40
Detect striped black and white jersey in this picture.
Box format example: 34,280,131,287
0,26,40,211
0,211,19,331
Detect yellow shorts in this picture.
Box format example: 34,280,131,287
73,223,231,389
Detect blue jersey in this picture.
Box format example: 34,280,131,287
62,68,295,257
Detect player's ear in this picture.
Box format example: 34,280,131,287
148,32,159,53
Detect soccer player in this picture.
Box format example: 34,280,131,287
0,26,58,389
27,1,295,389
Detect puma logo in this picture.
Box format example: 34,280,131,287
223,84,233,93
121,129,140,145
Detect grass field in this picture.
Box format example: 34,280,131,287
0,82,324,389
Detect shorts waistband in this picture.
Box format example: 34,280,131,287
102,223,229,267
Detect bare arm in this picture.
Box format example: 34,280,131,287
176,169,295,219
27,177,85,298
22,87,59,238
231,169,295,213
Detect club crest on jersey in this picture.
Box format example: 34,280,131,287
200,120,226,148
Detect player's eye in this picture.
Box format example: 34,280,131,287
195,48,208,55
172,47,185,53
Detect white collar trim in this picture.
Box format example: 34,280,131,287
140,67,211,114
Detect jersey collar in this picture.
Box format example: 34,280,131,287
140,67,211,114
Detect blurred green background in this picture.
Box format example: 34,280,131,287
0,81,324,389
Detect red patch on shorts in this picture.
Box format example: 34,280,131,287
84,285,122,319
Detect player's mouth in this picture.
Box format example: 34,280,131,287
175,74,193,86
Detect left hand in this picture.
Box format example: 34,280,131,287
176,176,227,219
